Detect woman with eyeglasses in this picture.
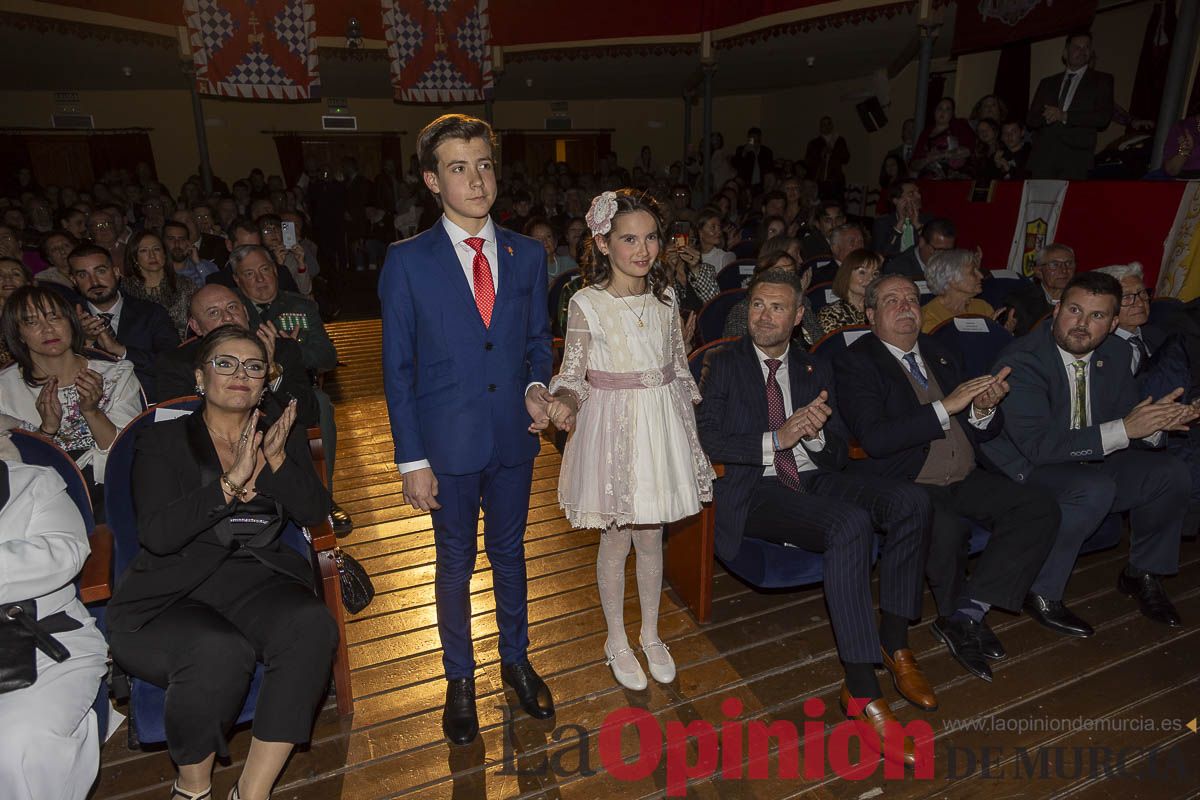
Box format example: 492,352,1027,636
107,324,335,800
0,285,142,516
122,230,195,339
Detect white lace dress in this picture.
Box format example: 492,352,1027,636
549,286,715,529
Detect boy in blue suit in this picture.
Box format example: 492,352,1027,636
379,114,554,745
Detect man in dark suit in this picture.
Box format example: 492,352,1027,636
801,201,845,259
733,127,775,190
1026,31,1115,180
1003,242,1076,336
1095,264,1165,375
205,220,300,295
883,218,956,281
697,268,932,769
380,114,555,746
983,272,1194,636
804,116,851,200
872,180,932,257
835,274,1060,681
67,243,178,400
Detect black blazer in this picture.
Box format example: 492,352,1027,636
115,292,180,400
106,408,331,633
153,336,320,426
872,213,932,258
834,333,1002,480
1026,69,1115,179
882,246,925,280
1003,281,1054,337
981,323,1145,484
696,336,848,561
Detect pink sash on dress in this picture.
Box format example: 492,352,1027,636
585,365,676,390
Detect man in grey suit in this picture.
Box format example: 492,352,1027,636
1026,31,1115,180
983,272,1194,637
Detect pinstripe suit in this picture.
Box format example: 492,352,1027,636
696,336,931,664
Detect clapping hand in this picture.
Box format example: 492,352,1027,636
971,366,1012,413
525,385,553,433
75,368,105,413
1123,388,1200,438
224,410,263,491
255,322,279,365
776,390,833,449
35,377,63,435
262,398,297,470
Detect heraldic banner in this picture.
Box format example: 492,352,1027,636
184,0,320,100
953,0,1097,55
381,0,493,104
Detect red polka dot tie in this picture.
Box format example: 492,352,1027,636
465,237,495,327
765,358,803,492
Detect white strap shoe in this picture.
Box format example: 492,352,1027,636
604,643,648,691
640,639,676,684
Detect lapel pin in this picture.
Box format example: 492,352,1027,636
938,357,947,365
1096,360,1104,368
805,364,814,374
505,245,514,256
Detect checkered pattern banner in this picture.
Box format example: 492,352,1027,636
184,0,320,100
382,0,493,103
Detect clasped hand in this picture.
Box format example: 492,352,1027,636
224,400,297,497
775,390,833,450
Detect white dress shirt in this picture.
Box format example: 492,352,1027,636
880,340,994,429
1059,66,1088,113
1113,326,1144,374
752,342,825,476
1055,345,1161,453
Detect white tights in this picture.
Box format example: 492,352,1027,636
595,525,669,672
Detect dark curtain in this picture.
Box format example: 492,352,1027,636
380,135,404,172
87,133,155,183
273,135,305,188
994,41,1031,123
1131,0,1176,122
0,135,32,195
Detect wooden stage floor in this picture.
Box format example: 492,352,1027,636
94,319,1200,800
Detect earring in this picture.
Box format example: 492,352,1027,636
195,384,205,397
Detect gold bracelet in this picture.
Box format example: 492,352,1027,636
220,473,246,500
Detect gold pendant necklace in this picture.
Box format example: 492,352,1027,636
616,290,649,327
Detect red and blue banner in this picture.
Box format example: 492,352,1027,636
381,0,493,104
184,0,320,100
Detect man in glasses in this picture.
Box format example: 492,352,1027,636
1004,243,1077,336
1094,263,1164,376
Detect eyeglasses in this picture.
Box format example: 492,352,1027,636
1038,259,1075,271
208,355,268,378
1120,289,1151,306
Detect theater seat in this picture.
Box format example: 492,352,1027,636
696,288,746,344
928,314,1014,377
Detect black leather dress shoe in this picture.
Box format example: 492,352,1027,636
501,660,555,719
978,619,1007,661
330,503,353,538
1023,593,1094,638
442,678,479,745
931,616,992,682
1117,570,1182,627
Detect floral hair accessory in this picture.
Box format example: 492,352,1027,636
585,191,619,236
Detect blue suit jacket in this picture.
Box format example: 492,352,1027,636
379,221,551,475
833,333,1002,480
696,336,848,561
981,324,1142,484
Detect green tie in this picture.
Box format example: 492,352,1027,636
1071,360,1087,429
900,218,915,251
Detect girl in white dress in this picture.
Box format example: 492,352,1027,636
548,190,714,690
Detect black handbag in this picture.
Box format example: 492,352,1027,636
0,601,75,694
335,548,374,614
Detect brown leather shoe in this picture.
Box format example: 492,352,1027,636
880,646,938,711
840,684,920,769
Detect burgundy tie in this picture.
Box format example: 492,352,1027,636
765,358,803,492
464,237,495,327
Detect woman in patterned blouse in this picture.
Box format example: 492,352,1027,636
0,286,142,505
122,230,195,339
818,249,882,334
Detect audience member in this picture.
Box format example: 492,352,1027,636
696,207,736,276
526,217,576,279
171,208,227,265
723,251,821,346
804,116,851,200
883,217,956,280
983,272,1194,636
87,209,124,268
878,154,906,214
34,230,78,293
1026,31,1115,179
814,222,866,285
58,207,88,242
835,273,1059,680
0,257,31,367
920,249,996,332
1160,101,1200,178
733,127,775,190
123,229,195,339
1094,262,1162,375
1003,242,1075,336
0,450,108,800
970,119,1004,181
0,286,142,496
886,118,917,175
106,325,336,800
873,179,931,257
801,201,845,259
818,248,881,333
910,98,976,179
206,219,300,294
996,121,1032,179
696,268,931,770
968,95,1009,132
259,213,317,297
